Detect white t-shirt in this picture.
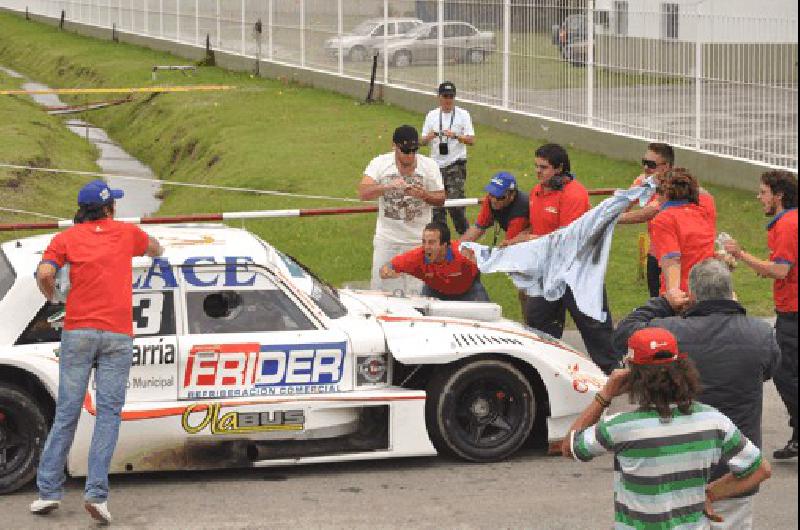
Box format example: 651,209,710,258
364,152,444,245
422,106,475,168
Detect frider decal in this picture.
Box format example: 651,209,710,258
182,342,346,399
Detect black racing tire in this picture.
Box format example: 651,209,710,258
0,385,49,494
425,359,535,462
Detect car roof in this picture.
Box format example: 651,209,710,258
1,224,276,273
362,18,423,24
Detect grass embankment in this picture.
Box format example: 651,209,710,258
0,12,775,319
0,67,99,239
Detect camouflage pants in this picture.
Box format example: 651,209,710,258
433,161,468,235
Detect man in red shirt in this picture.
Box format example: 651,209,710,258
30,180,162,524
649,169,716,301
509,144,617,374
725,170,798,459
381,222,489,302
620,144,719,298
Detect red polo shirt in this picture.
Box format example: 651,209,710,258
390,243,479,295
650,200,716,294
768,208,798,312
631,175,717,257
529,177,590,236
42,219,150,336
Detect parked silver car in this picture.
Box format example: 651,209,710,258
379,22,496,67
324,18,424,62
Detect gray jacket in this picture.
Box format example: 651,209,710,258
613,297,780,490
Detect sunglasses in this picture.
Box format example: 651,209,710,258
399,146,419,154
440,94,455,99
641,159,660,169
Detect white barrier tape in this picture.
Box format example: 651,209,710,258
0,163,483,207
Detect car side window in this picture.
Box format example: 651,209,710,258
133,291,176,337
428,26,438,39
185,271,315,334
444,25,459,38
398,21,416,34
15,303,65,345
371,24,385,37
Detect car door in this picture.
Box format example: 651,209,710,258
415,25,438,63
177,263,351,406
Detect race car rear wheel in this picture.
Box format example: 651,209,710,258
0,385,48,494
425,359,535,462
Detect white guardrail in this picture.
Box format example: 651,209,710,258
2,0,798,171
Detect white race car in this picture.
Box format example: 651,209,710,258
0,224,605,494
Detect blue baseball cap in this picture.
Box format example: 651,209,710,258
484,172,517,198
77,179,124,206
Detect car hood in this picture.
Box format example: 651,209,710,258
338,289,503,322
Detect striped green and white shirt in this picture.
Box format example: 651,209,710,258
572,402,762,530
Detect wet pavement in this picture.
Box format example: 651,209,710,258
0,66,162,218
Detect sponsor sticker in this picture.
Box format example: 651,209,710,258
181,403,305,435
182,342,345,398
356,355,387,385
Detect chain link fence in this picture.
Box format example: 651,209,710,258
4,0,798,170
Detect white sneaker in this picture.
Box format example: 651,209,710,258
30,498,61,514
85,501,112,525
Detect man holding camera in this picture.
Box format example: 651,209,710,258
421,81,475,236
359,125,445,295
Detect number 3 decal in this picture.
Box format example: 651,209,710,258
133,292,164,335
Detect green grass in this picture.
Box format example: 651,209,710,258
0,67,99,236
0,12,775,320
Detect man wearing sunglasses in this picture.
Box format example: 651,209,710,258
359,125,446,295
421,81,475,236
620,143,717,299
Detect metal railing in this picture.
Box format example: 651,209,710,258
4,0,798,170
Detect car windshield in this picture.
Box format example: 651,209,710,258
351,21,380,36
276,251,348,320
0,248,15,303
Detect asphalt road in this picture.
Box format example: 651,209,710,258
1,331,797,529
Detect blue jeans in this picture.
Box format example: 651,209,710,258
37,329,133,503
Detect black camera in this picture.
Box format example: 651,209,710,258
438,141,449,156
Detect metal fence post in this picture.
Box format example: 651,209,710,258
159,0,163,36
240,0,245,55
195,0,198,45
144,0,148,34
694,6,703,150
383,0,388,86
587,0,595,127
215,0,220,48
337,0,343,74
437,0,444,85
502,0,510,109
176,0,180,41
267,0,273,60
300,0,305,67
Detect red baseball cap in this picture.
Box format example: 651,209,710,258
627,328,686,366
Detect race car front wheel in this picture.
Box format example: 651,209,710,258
0,385,48,494
425,359,535,462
